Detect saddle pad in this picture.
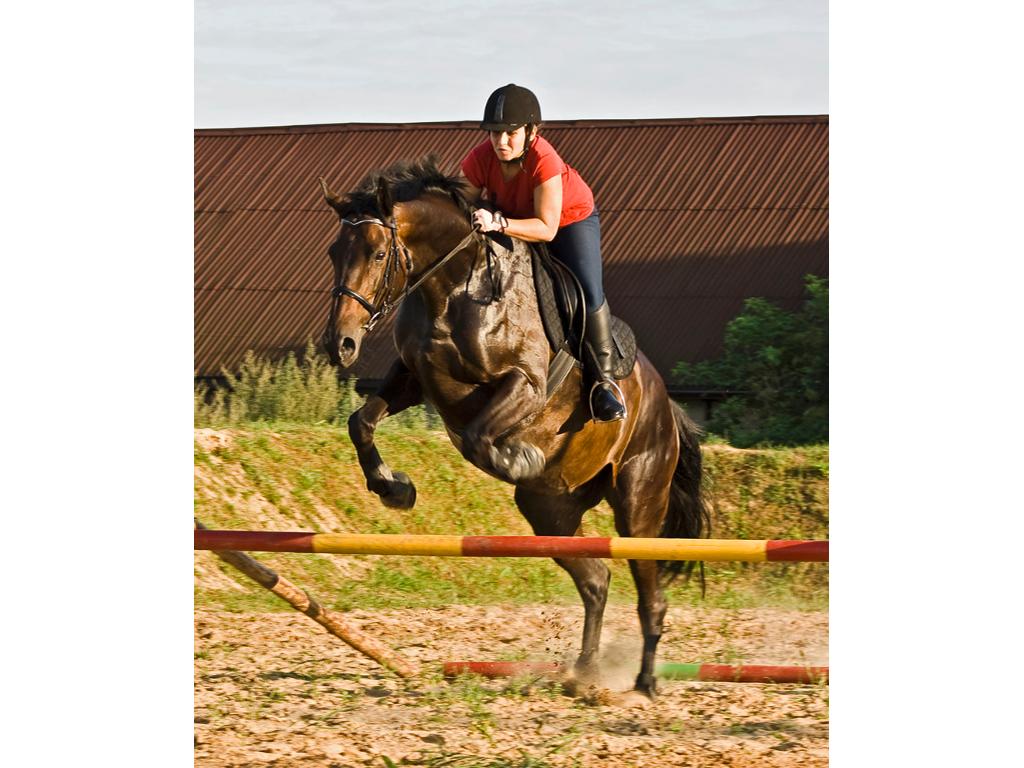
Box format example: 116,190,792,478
530,245,637,382
531,246,575,356
608,315,637,380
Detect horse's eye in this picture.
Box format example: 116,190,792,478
374,250,386,261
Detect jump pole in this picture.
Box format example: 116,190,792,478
443,661,828,684
195,531,828,563
194,520,418,679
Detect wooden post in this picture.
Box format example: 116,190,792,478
195,520,418,679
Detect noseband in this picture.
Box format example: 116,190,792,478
331,217,480,331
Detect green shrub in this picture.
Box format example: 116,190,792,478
673,275,827,447
194,340,363,426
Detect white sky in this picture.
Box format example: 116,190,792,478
195,0,828,127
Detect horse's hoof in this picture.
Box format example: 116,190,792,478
489,441,545,481
633,672,658,700
559,659,600,690
379,471,417,509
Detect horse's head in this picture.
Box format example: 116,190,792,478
319,158,481,367
319,175,408,367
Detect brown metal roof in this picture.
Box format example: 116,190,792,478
195,115,827,386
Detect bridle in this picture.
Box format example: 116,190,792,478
330,217,479,331
330,217,407,331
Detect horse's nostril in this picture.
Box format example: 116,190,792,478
341,337,357,356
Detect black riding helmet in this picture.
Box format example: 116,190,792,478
480,84,542,131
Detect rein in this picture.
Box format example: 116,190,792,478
331,217,479,331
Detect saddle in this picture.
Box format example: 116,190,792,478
527,242,637,399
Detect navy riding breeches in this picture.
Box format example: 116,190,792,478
547,207,604,313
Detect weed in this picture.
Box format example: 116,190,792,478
469,701,495,745
296,468,323,491
195,341,357,426
401,741,581,767
195,588,283,613
714,615,743,664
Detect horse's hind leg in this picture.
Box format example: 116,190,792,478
349,359,422,509
514,484,608,681
605,434,678,698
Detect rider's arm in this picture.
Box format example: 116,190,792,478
494,175,562,243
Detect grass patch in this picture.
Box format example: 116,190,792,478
196,588,283,613
385,741,582,768
195,423,828,612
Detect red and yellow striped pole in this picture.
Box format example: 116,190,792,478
443,661,828,684
194,531,828,562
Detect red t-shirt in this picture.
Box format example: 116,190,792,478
460,135,595,228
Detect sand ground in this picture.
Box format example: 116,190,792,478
195,603,828,767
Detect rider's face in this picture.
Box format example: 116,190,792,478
489,126,529,161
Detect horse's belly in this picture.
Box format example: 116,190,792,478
527,424,624,492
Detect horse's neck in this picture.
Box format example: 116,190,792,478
459,238,534,309
408,236,531,318
410,237,542,358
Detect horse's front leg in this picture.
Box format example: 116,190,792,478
348,359,422,509
462,369,546,482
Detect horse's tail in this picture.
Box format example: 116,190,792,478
659,400,712,592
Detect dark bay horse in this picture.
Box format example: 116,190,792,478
320,157,709,699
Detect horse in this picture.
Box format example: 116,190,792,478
319,156,709,699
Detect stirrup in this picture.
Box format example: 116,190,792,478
589,379,627,422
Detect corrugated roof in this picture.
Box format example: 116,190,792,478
195,115,827,386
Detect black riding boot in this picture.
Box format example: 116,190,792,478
585,300,627,422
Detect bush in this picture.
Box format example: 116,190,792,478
194,340,363,426
672,275,827,447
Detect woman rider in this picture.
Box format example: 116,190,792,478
459,83,626,423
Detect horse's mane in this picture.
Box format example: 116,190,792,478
336,155,474,221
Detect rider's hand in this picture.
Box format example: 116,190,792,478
472,209,506,233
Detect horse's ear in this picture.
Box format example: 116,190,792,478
375,175,393,218
319,177,345,214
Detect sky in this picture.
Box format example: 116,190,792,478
195,0,827,128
